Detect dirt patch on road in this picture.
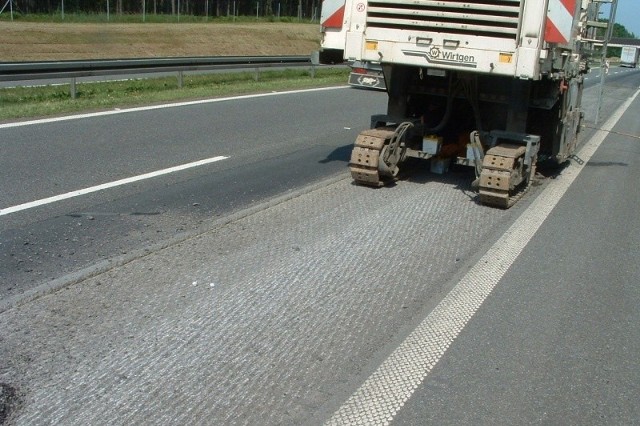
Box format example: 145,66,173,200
0,383,21,425
0,22,320,61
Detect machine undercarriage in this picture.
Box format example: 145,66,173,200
349,65,584,208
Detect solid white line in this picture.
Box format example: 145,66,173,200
0,86,348,129
0,156,228,216
326,88,640,425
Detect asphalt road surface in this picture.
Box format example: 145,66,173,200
1,86,385,302
1,67,633,302
1,68,640,424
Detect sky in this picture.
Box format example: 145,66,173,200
606,0,640,37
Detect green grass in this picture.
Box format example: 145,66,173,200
0,68,349,121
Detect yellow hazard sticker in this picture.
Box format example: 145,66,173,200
366,41,378,50
499,53,513,63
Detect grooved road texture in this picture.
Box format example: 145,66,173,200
2,70,638,425
0,172,516,425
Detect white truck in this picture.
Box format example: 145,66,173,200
620,46,639,68
320,0,595,208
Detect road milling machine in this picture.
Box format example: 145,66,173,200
320,0,598,208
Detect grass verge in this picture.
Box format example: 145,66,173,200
0,67,349,122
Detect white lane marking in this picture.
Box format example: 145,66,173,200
0,86,348,129
326,88,640,426
0,156,228,216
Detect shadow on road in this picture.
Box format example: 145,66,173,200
319,144,353,164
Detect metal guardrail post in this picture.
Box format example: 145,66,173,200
310,51,320,78
177,71,184,89
70,77,77,99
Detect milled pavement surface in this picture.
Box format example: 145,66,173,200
0,167,522,425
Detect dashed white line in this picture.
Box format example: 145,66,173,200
326,87,640,425
0,156,228,216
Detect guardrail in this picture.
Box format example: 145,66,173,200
0,55,317,97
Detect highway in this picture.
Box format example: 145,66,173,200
0,87,383,302
1,67,639,424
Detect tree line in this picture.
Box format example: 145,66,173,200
9,0,320,19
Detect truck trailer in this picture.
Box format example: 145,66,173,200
320,0,595,208
620,46,639,68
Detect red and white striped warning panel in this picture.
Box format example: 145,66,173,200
545,0,576,44
321,0,345,29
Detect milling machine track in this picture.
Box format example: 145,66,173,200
478,144,536,208
349,128,396,187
